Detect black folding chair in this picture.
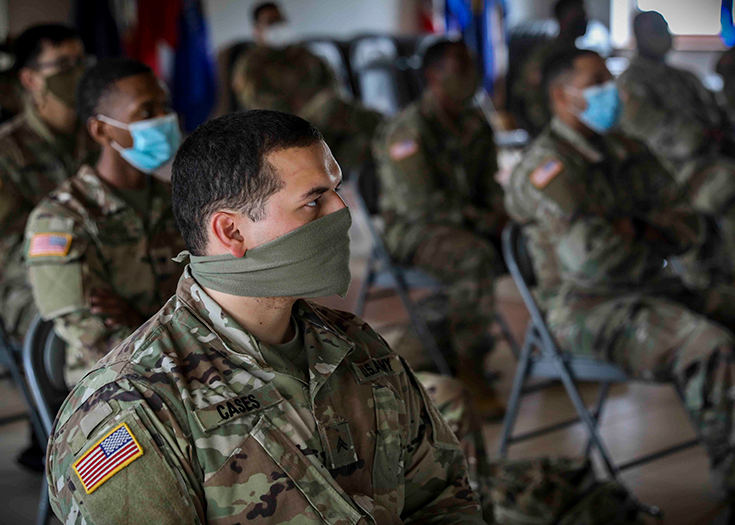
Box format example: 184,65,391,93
499,222,707,515
302,38,355,98
23,315,69,525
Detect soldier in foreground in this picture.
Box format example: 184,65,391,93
0,23,95,472
231,1,381,175
374,39,506,418
25,58,185,385
512,0,588,135
506,47,735,496
617,11,735,276
47,110,484,524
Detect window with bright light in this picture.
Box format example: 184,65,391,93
637,0,721,35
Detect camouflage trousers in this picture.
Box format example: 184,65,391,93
0,275,37,346
548,288,735,472
416,372,643,524
388,223,501,363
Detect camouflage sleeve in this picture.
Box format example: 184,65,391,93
375,123,463,226
25,204,134,378
400,363,485,524
506,156,655,288
617,73,711,162
47,376,204,524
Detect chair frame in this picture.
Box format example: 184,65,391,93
499,222,704,513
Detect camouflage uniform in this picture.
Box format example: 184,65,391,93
505,117,735,477
617,56,735,272
47,268,484,524
374,92,505,363
232,45,382,174
25,165,185,384
0,103,96,343
512,41,570,136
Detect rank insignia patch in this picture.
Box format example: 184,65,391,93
73,423,143,494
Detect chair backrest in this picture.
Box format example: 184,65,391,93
353,58,414,116
303,39,355,97
349,35,399,72
23,316,68,439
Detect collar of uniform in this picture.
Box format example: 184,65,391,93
74,164,169,223
550,118,604,163
176,268,356,394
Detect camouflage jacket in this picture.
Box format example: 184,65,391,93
374,93,504,259
617,55,730,175
504,118,703,304
25,165,185,384
232,44,381,174
0,103,97,340
47,269,483,525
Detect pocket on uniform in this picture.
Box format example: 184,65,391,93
372,382,405,512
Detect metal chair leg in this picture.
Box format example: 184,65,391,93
37,475,50,525
556,359,620,479
494,312,520,359
355,248,378,318
499,324,536,457
584,382,611,458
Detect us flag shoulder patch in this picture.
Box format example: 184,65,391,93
389,139,419,161
529,158,564,189
28,232,72,258
73,423,143,494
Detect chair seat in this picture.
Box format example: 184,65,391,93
371,266,443,289
529,354,628,382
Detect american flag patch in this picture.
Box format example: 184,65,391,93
389,139,419,161
27,233,72,257
529,158,563,189
73,423,143,494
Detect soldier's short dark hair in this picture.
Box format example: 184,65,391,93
14,24,80,70
252,2,280,24
76,58,153,125
541,47,599,97
421,39,466,78
172,110,324,255
553,0,584,21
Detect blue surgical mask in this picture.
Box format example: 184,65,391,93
97,113,182,173
568,81,621,134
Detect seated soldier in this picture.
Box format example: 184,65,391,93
46,110,484,524
506,47,735,496
25,58,185,385
231,1,382,175
618,11,735,277
0,24,95,347
512,0,588,135
0,23,95,472
373,39,506,417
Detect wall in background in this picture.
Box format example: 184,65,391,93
6,0,71,36
203,0,419,50
506,0,611,29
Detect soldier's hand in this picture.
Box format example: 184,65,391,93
90,289,145,329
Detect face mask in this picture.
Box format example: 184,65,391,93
97,113,182,173
181,207,352,298
568,81,621,134
263,23,295,47
45,65,85,109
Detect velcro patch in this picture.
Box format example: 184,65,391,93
194,382,283,431
529,158,563,189
389,139,419,161
73,423,143,494
351,354,403,383
28,232,72,257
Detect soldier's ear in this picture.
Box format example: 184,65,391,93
88,117,111,147
18,67,42,96
209,211,247,258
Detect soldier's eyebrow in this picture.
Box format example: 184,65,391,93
300,175,343,201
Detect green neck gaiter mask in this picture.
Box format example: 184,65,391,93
183,207,352,298
45,65,85,109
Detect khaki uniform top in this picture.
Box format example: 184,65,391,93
47,269,484,525
374,93,504,259
504,118,702,307
0,103,96,340
232,45,382,174
617,55,730,176
25,165,185,384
